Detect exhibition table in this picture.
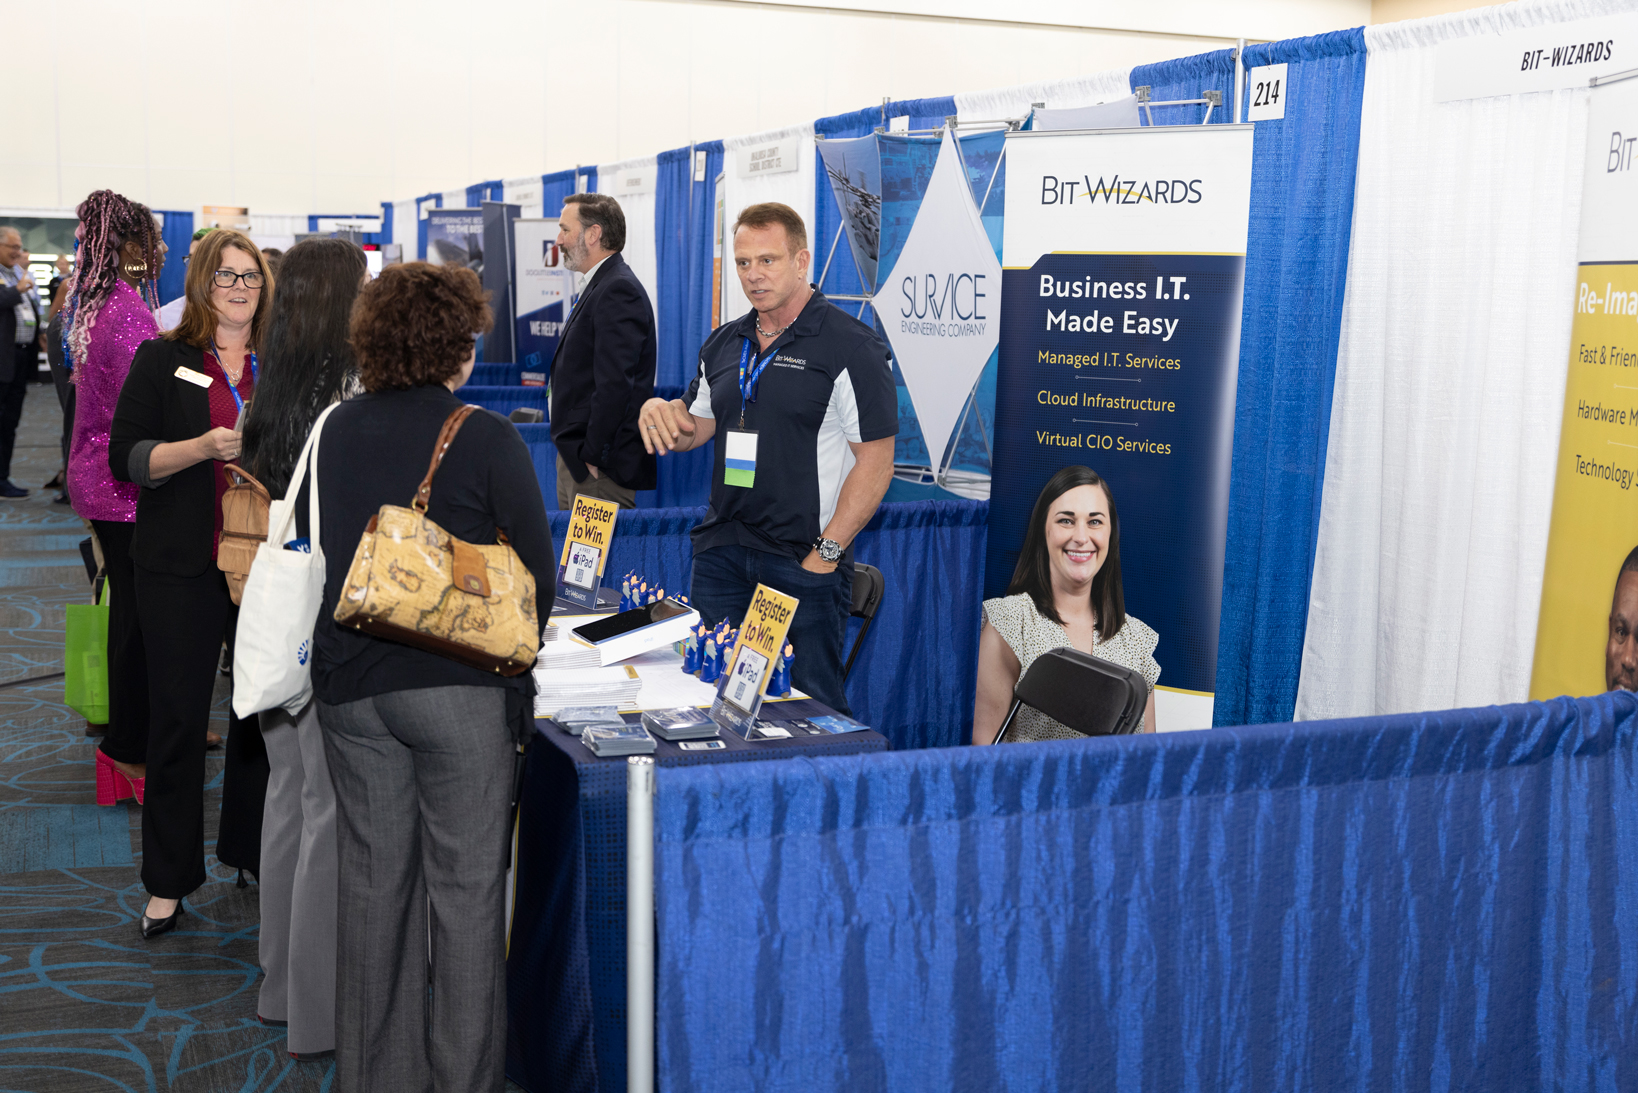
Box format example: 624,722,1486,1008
504,669,888,1093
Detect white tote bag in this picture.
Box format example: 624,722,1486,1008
232,402,339,719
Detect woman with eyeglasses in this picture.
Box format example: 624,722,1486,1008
109,228,276,938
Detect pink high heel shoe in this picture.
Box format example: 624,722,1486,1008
94,748,144,805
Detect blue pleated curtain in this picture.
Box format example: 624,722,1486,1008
1213,30,1366,725
1130,49,1239,125
467,179,503,207
414,192,440,259
540,166,590,219
654,688,1638,1092
155,210,193,303
654,142,725,390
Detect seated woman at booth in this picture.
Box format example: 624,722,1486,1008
972,465,1160,743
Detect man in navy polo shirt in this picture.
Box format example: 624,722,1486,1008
638,202,895,714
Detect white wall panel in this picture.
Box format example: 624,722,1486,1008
16,0,1342,217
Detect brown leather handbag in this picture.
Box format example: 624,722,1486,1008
332,404,540,675
218,465,272,605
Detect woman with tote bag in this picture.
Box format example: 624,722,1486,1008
234,238,367,1056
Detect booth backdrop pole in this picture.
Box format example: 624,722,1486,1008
626,756,656,1093
1234,38,1247,123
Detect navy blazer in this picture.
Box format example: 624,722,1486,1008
547,252,658,491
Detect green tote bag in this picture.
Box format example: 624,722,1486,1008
63,579,110,724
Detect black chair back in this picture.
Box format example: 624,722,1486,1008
993,647,1147,744
842,563,885,681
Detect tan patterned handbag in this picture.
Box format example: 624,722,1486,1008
333,404,540,676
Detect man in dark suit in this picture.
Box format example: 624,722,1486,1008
549,193,656,510
0,226,41,498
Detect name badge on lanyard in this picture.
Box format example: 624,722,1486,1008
211,340,259,422
728,337,776,489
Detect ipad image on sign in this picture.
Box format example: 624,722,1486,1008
726,645,770,711
565,541,601,590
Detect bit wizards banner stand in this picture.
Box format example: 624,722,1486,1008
988,124,1254,730
1531,72,1638,701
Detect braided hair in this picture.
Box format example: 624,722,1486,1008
63,189,163,370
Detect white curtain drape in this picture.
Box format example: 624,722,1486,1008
503,174,545,219
391,199,416,255
595,154,659,306
952,69,1133,123
440,189,467,210
1295,0,1631,721
719,124,816,324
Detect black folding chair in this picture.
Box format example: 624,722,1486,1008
993,647,1147,744
509,407,545,424
842,563,885,682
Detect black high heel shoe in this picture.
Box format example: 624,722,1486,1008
139,900,184,939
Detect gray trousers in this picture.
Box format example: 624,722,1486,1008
318,685,514,1093
257,699,338,1053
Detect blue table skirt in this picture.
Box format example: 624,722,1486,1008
505,705,888,1093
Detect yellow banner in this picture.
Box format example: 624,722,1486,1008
1530,263,1638,699
722,584,799,709
560,491,615,570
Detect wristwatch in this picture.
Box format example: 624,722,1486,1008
813,537,844,564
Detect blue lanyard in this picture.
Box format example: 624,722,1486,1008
210,341,259,418
737,338,778,427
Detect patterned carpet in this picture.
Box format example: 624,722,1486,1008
0,388,337,1092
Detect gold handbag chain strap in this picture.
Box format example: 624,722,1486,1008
412,404,480,514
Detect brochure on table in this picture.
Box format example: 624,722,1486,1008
557,493,618,609
539,639,808,712
711,583,799,736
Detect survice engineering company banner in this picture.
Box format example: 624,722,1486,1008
876,129,1004,482
1532,74,1638,700
512,218,576,378
989,124,1254,730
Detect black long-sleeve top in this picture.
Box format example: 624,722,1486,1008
295,383,555,714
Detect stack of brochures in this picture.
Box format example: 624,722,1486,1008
581,723,658,757
534,639,602,672
640,707,719,741
533,666,643,716
551,705,628,736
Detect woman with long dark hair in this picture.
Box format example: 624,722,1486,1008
972,465,1160,743
60,191,166,801
237,237,366,1055
108,228,275,937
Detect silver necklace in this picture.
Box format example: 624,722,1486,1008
755,315,790,340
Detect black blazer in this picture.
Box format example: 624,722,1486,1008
0,281,33,383
548,252,658,490
109,338,226,577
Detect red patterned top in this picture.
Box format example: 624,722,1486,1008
201,349,255,559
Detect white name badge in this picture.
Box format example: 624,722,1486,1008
175,366,213,388
724,429,757,489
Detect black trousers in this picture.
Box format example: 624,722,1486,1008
49,357,73,483
133,563,265,897
90,520,148,761
0,345,31,482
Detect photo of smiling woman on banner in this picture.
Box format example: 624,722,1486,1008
972,465,1160,743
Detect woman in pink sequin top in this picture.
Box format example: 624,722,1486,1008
62,191,166,809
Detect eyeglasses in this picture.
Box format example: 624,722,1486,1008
213,269,264,289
